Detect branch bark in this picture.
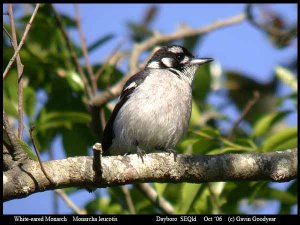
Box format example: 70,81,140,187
3,112,28,165
3,148,297,202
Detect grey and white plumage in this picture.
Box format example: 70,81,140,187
102,45,213,157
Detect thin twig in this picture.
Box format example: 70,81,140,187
3,4,40,79
207,183,222,214
246,4,290,37
3,26,13,43
228,91,260,140
137,183,174,214
8,4,25,140
50,4,93,100
90,13,246,106
29,126,55,185
74,4,95,94
94,41,125,80
129,13,246,73
228,91,260,139
121,186,136,214
55,189,87,214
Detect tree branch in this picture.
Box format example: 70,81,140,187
137,183,174,214
74,4,95,94
54,189,87,215
228,90,260,139
121,186,136,214
3,111,28,164
8,4,25,140
50,4,93,100
3,4,40,79
3,148,297,202
3,145,15,171
90,13,246,107
129,13,246,73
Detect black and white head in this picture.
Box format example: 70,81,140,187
146,45,213,83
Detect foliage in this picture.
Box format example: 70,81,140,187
3,4,297,214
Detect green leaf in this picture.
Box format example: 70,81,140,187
23,87,37,120
60,14,77,28
226,71,278,123
38,111,91,125
189,100,201,127
182,35,202,52
129,185,156,213
3,69,18,118
62,123,94,157
176,183,202,213
273,136,298,151
193,185,214,213
192,63,211,103
275,66,297,92
85,197,122,214
65,71,84,92
261,127,298,152
252,110,291,138
188,127,221,154
208,147,252,155
75,34,114,58
154,183,167,197
256,187,297,205
87,34,114,54
96,64,124,89
37,121,73,131
278,180,298,213
277,92,298,108
176,136,199,154
108,186,128,211
192,136,219,154
35,111,91,133
16,138,37,161
248,182,268,204
3,93,18,118
157,183,183,208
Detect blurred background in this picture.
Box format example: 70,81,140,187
3,3,297,214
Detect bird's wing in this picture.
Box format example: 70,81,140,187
102,69,150,153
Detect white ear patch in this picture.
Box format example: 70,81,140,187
168,46,183,54
161,58,173,67
124,81,137,91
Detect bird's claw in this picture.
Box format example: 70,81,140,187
137,147,146,163
166,149,177,161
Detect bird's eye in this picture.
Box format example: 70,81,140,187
176,53,184,61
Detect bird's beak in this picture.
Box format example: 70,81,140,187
190,58,213,66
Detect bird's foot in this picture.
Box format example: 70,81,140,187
166,149,177,162
123,152,130,156
137,146,146,163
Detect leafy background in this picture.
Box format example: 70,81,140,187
3,3,297,214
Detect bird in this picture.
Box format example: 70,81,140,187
102,45,213,161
